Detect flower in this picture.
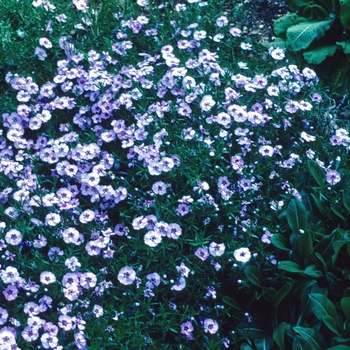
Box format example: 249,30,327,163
144,231,162,247
180,320,194,340
171,277,186,291
269,47,285,60
195,247,209,261
326,170,341,185
233,247,251,263
203,318,219,334
40,271,56,285
4,229,22,245
209,242,226,257
117,266,136,285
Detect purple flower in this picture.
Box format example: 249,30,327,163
180,320,194,340
117,266,136,285
195,247,209,261
326,170,341,185
203,318,219,334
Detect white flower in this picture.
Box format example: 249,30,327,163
269,47,285,60
209,242,226,257
144,231,162,247
117,266,136,285
234,247,251,263
203,318,219,334
300,131,316,142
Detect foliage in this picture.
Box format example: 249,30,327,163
264,0,350,93
0,0,349,349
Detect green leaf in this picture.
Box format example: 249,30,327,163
283,0,311,12
273,322,286,350
307,159,325,187
327,346,350,350
286,19,334,51
315,252,328,273
254,337,274,350
244,265,264,288
331,205,346,221
309,293,337,321
263,287,277,303
299,231,313,260
322,315,341,336
303,45,337,64
341,297,350,322
340,0,350,30
292,326,323,350
261,38,286,49
278,261,304,274
240,344,254,350
274,13,308,36
332,240,348,267
342,189,350,211
271,234,290,251
275,283,292,307
304,264,323,278
222,296,242,310
337,40,350,54
287,198,308,232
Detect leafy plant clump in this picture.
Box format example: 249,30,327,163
266,0,350,93
0,0,350,349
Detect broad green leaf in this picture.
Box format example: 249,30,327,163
315,252,328,273
283,0,311,11
274,14,308,36
286,19,334,52
275,283,292,307
303,45,337,64
322,315,341,336
278,261,304,274
342,189,350,211
310,192,325,216
254,337,274,350
271,234,290,251
341,296,350,322
240,344,254,350
331,205,346,221
307,159,325,186
337,40,350,54
287,198,308,232
273,322,286,350
222,296,242,310
340,0,350,30
332,240,348,267
327,346,350,350
244,265,264,288
261,38,286,49
302,4,329,19
263,287,277,303
304,265,323,278
292,326,323,350
309,293,337,321
299,231,313,259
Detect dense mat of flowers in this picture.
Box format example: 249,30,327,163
0,0,349,348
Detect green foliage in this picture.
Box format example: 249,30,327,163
265,0,350,93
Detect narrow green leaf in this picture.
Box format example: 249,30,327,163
315,252,328,273
244,265,264,288
273,322,286,350
341,297,350,322
303,45,337,64
271,234,290,251
275,283,292,307
331,205,346,221
342,189,350,212
340,0,350,30
327,345,350,350
278,261,304,274
240,344,254,350
287,198,308,232
310,192,325,216
322,315,341,336
286,19,334,52
222,296,242,310
293,326,323,350
254,337,274,350
309,293,337,321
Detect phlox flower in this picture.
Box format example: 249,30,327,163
1,266,19,284
72,0,89,12
209,242,226,257
168,223,182,239
203,318,219,334
326,170,341,185
269,47,285,60
118,266,136,285
176,262,191,277
180,320,194,340
171,277,186,291
79,209,95,223
40,271,56,285
146,273,161,289
62,227,81,245
0,308,9,325
4,229,22,245
41,332,58,349
259,145,274,157
3,285,18,301
234,247,251,263
0,328,16,347
300,131,316,142
200,95,216,112
39,38,52,49
22,326,39,342
144,231,162,247
58,315,73,331
35,47,47,61
195,247,209,261
92,305,104,318
74,332,87,349
229,27,242,37
152,181,168,195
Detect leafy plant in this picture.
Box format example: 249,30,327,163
265,0,350,93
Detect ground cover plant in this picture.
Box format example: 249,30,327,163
0,0,350,349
